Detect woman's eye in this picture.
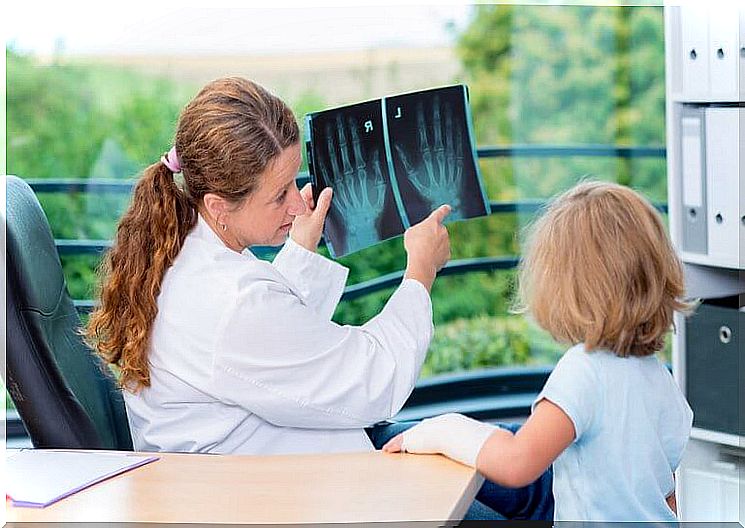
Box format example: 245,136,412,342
276,190,287,203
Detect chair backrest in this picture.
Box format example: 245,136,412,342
5,175,133,450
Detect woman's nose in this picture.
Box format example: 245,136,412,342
287,185,308,217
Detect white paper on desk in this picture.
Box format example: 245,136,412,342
7,450,159,508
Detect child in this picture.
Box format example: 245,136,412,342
384,181,694,522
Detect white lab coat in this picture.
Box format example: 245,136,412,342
124,214,433,455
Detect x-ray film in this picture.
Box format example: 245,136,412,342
306,85,489,258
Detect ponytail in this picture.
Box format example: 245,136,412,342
86,161,197,391
88,77,300,391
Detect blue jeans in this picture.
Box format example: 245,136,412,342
366,420,554,521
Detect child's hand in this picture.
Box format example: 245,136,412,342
382,434,404,453
380,413,497,467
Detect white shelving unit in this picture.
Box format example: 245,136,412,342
664,5,744,523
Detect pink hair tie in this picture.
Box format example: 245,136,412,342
161,146,182,173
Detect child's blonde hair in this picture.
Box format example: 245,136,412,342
517,180,693,357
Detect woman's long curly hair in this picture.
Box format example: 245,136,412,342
86,77,299,391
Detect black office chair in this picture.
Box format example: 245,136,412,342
5,175,133,450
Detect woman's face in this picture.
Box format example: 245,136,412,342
227,143,306,248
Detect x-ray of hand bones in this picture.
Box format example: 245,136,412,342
322,115,387,251
395,97,464,220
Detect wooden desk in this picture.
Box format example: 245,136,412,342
7,450,483,524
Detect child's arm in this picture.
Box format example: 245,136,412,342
477,399,574,487
383,399,575,488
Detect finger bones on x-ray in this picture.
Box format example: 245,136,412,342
394,96,465,218
322,115,387,250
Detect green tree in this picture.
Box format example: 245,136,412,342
454,5,666,202
7,49,107,179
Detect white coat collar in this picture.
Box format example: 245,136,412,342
193,213,308,304
193,213,259,261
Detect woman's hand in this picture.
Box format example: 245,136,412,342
290,184,333,252
403,204,451,291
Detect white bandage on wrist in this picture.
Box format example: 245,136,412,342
401,413,498,467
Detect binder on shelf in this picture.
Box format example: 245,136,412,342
708,8,740,99
704,107,742,269
679,107,707,255
680,6,710,99
740,9,745,99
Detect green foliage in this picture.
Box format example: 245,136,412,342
108,81,182,167
59,254,104,299
7,50,106,179
422,315,564,378
454,5,666,202
295,91,328,171
422,315,671,379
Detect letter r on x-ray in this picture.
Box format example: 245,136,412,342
364,120,373,133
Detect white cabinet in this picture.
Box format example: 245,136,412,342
680,6,710,98
665,5,745,524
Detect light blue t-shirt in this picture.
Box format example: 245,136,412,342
533,344,693,522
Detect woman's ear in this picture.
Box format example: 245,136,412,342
202,193,230,225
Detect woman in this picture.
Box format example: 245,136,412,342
86,77,552,520
86,76,450,455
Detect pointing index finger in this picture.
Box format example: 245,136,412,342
429,204,452,224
